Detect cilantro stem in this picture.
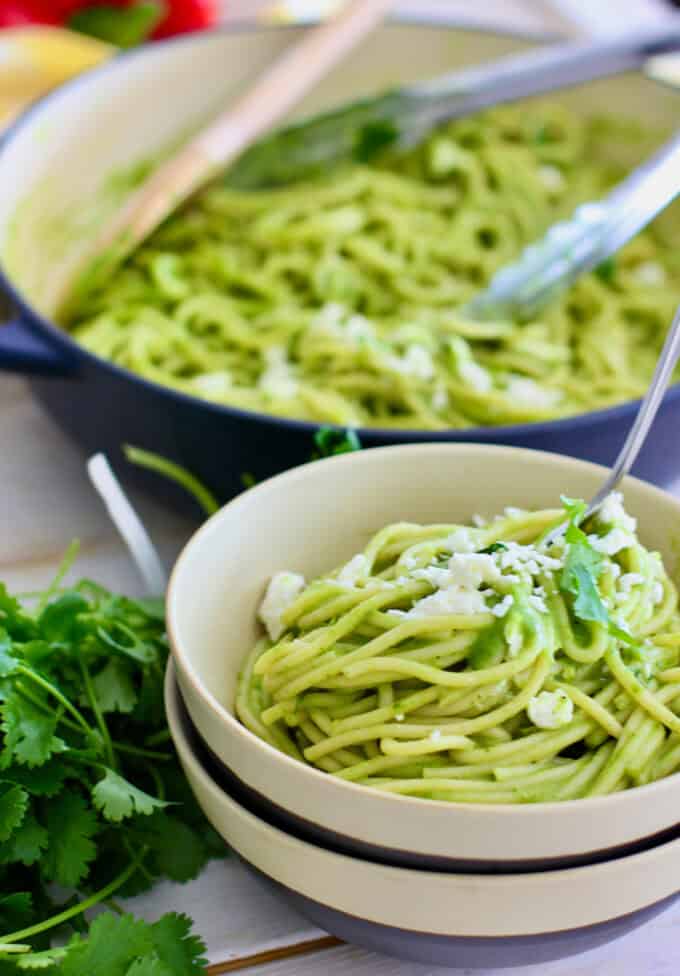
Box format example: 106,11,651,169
111,741,172,761
144,729,171,747
0,852,145,945
144,760,165,800
12,683,81,735
80,657,115,767
124,444,220,516
36,540,80,613
16,667,93,738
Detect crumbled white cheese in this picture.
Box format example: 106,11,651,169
598,492,637,533
589,529,634,556
653,581,664,605
430,729,442,743
634,261,666,286
472,514,487,527
191,371,232,397
527,690,573,730
505,376,562,409
449,336,492,393
405,553,503,619
618,572,645,594
492,594,514,618
259,572,306,640
538,164,565,192
345,314,375,342
406,587,488,618
442,528,477,554
336,553,370,587
385,344,435,380
259,347,298,399
527,593,549,614
498,542,563,577
395,713,405,722
448,553,504,588
314,302,346,333
432,386,449,412
459,358,492,393
412,566,454,589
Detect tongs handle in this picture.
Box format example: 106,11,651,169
410,21,680,117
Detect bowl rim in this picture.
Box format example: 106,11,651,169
167,441,680,820
0,23,678,440
165,658,680,939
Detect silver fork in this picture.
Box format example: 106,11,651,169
466,130,680,322
544,305,680,544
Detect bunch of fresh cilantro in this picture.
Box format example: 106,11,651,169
0,548,224,973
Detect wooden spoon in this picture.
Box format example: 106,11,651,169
61,0,394,312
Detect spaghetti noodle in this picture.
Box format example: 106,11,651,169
236,494,680,803
65,104,680,429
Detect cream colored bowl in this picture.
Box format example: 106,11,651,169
165,660,680,967
167,444,680,870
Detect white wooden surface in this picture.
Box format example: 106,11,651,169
4,1,680,971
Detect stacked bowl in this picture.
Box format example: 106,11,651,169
166,444,680,967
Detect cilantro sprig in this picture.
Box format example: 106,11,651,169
557,497,638,648
0,554,225,971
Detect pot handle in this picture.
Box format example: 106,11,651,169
0,299,74,376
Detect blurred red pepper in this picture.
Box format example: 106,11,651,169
0,0,218,37
153,0,217,38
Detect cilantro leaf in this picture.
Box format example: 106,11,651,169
92,769,168,822
559,498,609,626
59,913,155,976
0,811,48,866
0,695,66,769
150,913,209,975
0,585,37,641
5,760,68,797
313,427,362,458
136,813,214,883
569,562,609,624
0,892,33,932
42,792,98,887
0,782,28,842
354,119,400,162
90,659,137,714
125,957,172,976
38,593,89,643
0,634,18,679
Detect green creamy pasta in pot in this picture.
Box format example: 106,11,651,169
64,104,680,430
236,493,680,803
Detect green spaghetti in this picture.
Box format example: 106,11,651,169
236,493,680,803
65,104,680,429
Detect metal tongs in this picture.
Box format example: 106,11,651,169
225,22,680,189
467,128,680,321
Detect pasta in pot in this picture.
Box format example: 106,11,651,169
236,494,680,803
66,104,680,429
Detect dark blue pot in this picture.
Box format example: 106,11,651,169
1,302,679,512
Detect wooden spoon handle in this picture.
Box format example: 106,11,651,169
76,0,394,292
198,0,396,165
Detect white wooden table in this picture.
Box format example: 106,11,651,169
3,1,680,971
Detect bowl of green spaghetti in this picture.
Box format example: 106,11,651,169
167,443,680,872
1,21,680,502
